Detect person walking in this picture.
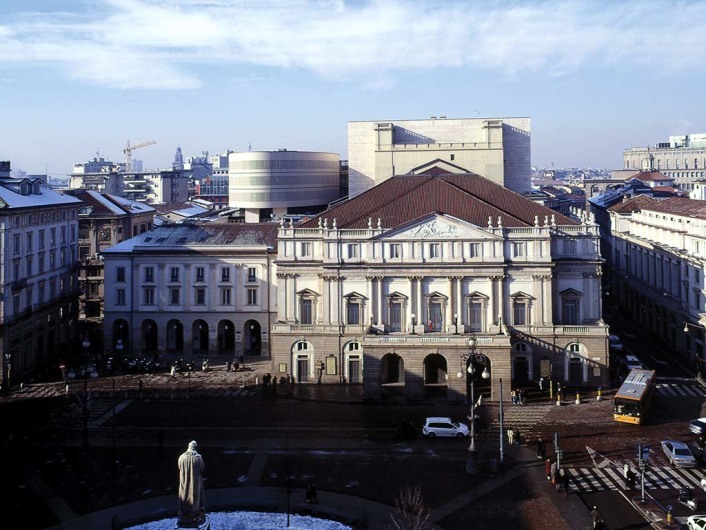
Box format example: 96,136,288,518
539,377,544,391
591,506,603,529
561,469,570,495
545,458,552,481
537,438,546,460
507,428,515,446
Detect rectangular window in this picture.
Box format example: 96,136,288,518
429,243,440,258
13,234,20,255
195,288,206,305
116,288,126,305
562,299,578,324
513,302,527,325
221,267,230,282
512,242,525,258
469,243,481,258
300,299,313,324
143,287,155,305
248,267,256,282
26,232,33,252
39,230,45,250
347,243,359,259
300,242,312,256
50,228,56,246
196,267,205,282
389,243,400,259
470,302,483,332
170,267,179,282
60,226,66,244
117,267,125,282
347,301,360,325
221,288,232,305
170,288,180,305
144,266,154,282
389,302,402,332
38,253,45,273
247,287,258,305
26,256,33,276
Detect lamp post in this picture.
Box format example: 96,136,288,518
458,335,490,474
3,353,11,394
82,337,91,449
411,313,416,335
453,314,459,335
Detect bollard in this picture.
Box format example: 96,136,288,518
596,387,602,401
575,391,580,405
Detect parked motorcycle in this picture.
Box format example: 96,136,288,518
679,488,699,511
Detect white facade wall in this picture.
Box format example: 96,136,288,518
348,117,531,197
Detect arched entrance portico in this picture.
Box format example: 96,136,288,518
245,320,261,356
423,353,448,397
192,320,209,355
142,319,158,355
167,319,184,354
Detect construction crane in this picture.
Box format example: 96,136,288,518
123,139,156,172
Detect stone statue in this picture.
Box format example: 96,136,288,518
177,440,208,528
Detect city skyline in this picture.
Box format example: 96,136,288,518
1,0,705,176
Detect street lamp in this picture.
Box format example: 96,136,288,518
453,314,459,335
458,335,490,475
3,353,11,394
81,337,91,449
411,313,416,335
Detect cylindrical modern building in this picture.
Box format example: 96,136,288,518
228,150,341,223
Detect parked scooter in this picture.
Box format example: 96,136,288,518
679,488,699,511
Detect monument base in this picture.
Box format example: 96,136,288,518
175,514,210,530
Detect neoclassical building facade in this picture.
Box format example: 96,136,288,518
270,171,609,401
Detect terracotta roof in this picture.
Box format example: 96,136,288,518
301,173,577,229
630,170,672,182
641,197,706,219
607,194,655,214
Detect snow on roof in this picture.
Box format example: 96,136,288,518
0,183,82,208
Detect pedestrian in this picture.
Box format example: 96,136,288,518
554,468,561,491
519,389,526,405
545,458,552,480
239,354,245,366
515,429,522,446
507,428,515,446
537,438,546,460
539,377,544,391
562,469,570,495
623,463,629,480
305,482,318,504
550,461,557,484
510,390,517,404
170,364,177,378
226,361,232,372
591,506,603,529
626,468,635,490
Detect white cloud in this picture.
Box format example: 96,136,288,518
0,0,704,90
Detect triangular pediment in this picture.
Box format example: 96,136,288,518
382,213,499,240
510,291,535,300
406,158,471,175
343,291,367,300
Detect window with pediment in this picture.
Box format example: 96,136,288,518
465,292,489,333
510,292,534,326
386,292,408,332
344,291,366,325
297,288,319,325
425,291,448,332
560,289,581,325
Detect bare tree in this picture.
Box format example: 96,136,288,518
390,485,431,530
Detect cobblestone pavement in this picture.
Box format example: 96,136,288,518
3,357,704,530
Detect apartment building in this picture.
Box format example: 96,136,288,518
596,194,706,365
101,223,278,359
0,161,82,387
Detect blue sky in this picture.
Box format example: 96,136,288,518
1,0,705,176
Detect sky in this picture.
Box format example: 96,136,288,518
1,0,706,176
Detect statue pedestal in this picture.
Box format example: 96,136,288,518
175,514,210,530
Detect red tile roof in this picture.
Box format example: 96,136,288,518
607,195,655,214
301,173,577,229
641,197,706,218
630,170,672,182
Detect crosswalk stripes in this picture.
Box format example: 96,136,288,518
566,465,706,492
656,383,705,398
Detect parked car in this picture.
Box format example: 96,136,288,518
609,334,624,351
422,417,469,438
691,418,706,435
662,440,698,467
624,354,645,371
687,514,706,530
